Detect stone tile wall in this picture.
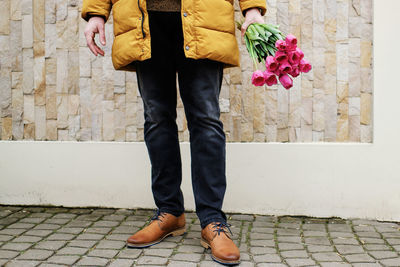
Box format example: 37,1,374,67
0,0,373,142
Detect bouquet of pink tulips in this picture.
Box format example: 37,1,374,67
237,22,312,90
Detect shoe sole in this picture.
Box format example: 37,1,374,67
200,238,241,266
126,226,186,249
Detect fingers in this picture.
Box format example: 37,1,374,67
98,23,106,46
241,21,249,37
84,28,105,56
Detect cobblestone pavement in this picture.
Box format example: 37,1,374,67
0,206,400,267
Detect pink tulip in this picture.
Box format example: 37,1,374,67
275,40,287,51
263,70,278,86
290,65,301,78
285,34,297,51
265,56,279,72
299,59,312,73
288,50,301,65
295,47,304,60
278,61,292,75
274,51,288,63
251,70,265,86
279,74,293,90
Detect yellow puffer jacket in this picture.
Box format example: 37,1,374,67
82,0,267,71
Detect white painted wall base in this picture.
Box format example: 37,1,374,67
0,141,399,222
1,0,400,222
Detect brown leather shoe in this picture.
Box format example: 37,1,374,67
201,222,240,265
126,210,186,248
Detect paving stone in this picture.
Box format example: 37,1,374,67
356,231,380,238
28,213,53,219
12,235,42,243
103,215,126,221
335,244,364,254
277,228,301,236
7,223,35,229
34,240,67,250
44,219,70,225
52,213,77,219
364,244,391,251
75,233,104,240
85,227,112,234
253,254,282,263
171,252,202,262
280,250,308,258
386,238,400,245
230,214,254,221
306,245,333,253
136,255,169,265
65,221,93,228
256,264,287,267
331,238,359,245
250,246,276,254
75,215,103,221
108,258,135,267
56,246,88,255
0,218,19,225
252,227,275,234
344,253,376,263
352,264,382,267
46,233,75,241
329,232,354,238
32,224,60,230
285,258,316,266
92,220,120,227
0,235,14,242
47,255,80,265
167,260,197,267
87,248,119,258
0,250,19,259
177,245,205,253
250,239,275,247
1,242,33,251
75,256,109,265
312,252,343,261
150,241,178,249
304,237,331,245
319,263,352,267
19,218,46,224
143,248,174,257
95,240,125,249
368,250,398,259
116,248,142,259
4,260,41,266
68,240,97,248
379,257,400,266
251,233,274,240
16,249,54,260
106,233,132,241
23,229,53,237
112,226,138,234
0,229,26,236
57,227,84,234
359,237,385,244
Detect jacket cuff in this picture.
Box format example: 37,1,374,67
240,0,267,16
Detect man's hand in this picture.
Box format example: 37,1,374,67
241,8,264,37
84,16,106,56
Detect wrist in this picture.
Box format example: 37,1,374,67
244,7,262,16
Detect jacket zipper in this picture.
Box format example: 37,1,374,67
138,0,146,38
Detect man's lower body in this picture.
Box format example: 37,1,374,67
126,11,240,265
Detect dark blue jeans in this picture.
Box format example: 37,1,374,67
135,11,227,229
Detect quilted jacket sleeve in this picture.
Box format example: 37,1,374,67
81,0,113,22
239,0,267,16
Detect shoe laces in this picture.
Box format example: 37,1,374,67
150,209,167,223
211,221,233,236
